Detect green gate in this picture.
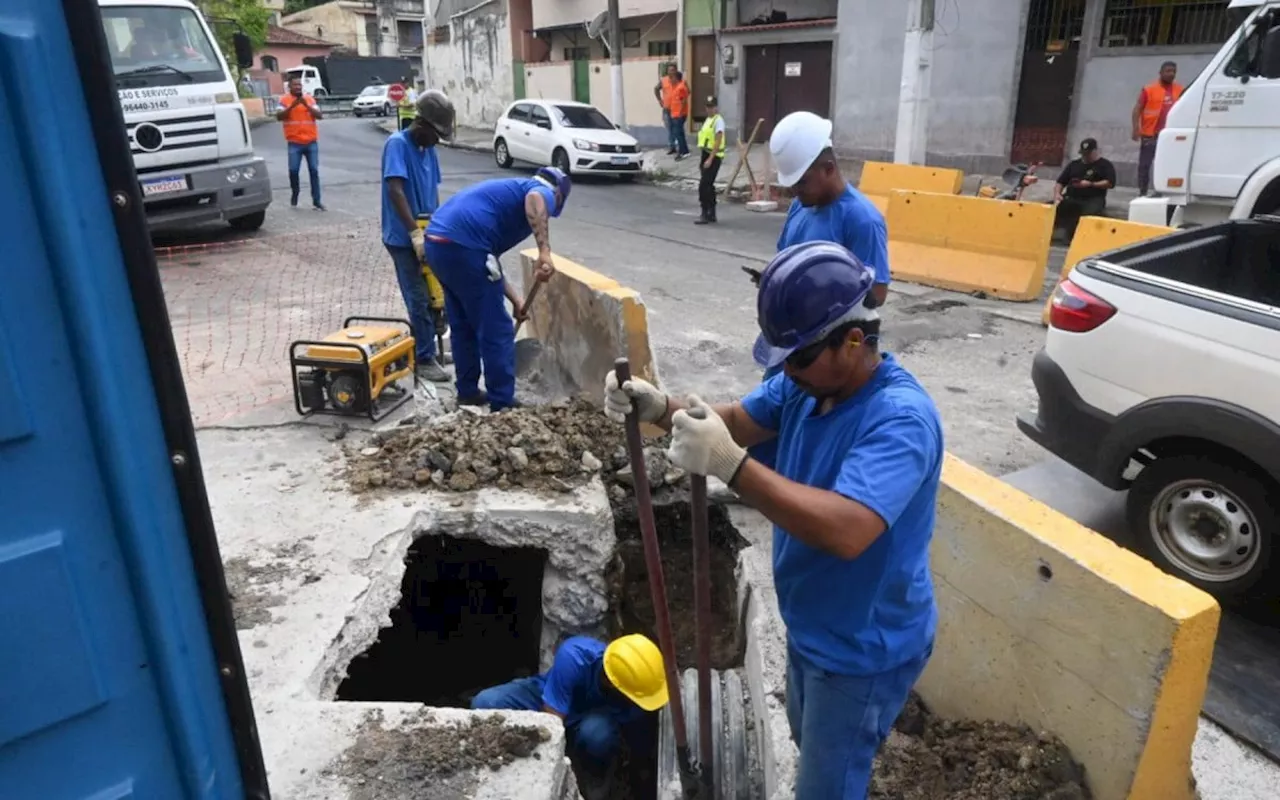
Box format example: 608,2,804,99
572,60,590,103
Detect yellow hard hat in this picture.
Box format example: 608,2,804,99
603,634,669,711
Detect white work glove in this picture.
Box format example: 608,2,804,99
668,396,747,485
604,371,668,424
486,254,502,282
409,227,425,261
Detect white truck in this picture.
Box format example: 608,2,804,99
1129,0,1280,228
100,0,271,232
1018,216,1280,602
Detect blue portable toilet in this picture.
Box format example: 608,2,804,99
0,1,268,797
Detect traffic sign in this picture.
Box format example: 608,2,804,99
387,83,406,103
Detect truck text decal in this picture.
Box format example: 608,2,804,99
1208,90,1245,112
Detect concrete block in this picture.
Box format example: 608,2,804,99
858,161,965,214
746,200,778,213
519,250,660,399
920,454,1220,800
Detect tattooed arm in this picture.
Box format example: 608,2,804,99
524,190,555,281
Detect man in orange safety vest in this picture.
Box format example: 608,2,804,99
1131,61,1183,197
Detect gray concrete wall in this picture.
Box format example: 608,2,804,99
1068,52,1216,187
738,0,836,26
832,0,1024,176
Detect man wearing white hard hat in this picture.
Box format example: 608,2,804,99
769,111,891,308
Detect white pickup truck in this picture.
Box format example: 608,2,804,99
1017,217,1280,601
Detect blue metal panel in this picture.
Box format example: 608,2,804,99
0,1,247,798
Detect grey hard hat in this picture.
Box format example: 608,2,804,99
416,89,455,139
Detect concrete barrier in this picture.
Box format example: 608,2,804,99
886,190,1055,301
858,161,964,214
518,249,659,399
923,455,1220,800
1043,216,1175,324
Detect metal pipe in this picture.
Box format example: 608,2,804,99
613,357,697,793
690,463,714,793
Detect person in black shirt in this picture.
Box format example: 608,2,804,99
1053,138,1116,242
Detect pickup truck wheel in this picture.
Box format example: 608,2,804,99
228,210,266,232
1127,455,1276,601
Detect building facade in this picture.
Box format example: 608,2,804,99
281,0,426,58
249,24,340,96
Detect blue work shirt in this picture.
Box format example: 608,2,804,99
740,354,942,676
427,178,558,255
541,636,642,728
381,130,442,248
777,183,891,285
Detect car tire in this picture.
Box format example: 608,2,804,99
552,147,571,175
315,89,328,99
494,139,514,168
1126,454,1277,603
383,104,391,117
353,110,362,118
229,210,266,232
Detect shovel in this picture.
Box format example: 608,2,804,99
513,279,545,376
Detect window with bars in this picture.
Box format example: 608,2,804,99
648,40,676,57
1024,0,1086,52
1099,0,1234,48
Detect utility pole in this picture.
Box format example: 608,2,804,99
893,0,935,164
608,0,626,128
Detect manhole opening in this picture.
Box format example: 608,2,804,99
336,533,548,708
588,498,747,800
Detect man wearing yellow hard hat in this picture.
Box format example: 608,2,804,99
472,633,667,780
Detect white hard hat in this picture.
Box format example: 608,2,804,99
769,111,833,188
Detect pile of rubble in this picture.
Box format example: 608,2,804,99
345,398,687,498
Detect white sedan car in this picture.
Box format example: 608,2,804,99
351,84,393,117
492,100,641,179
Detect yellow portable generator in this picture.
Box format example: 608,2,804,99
290,316,415,422
417,213,449,357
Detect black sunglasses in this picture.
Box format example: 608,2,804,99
786,339,829,370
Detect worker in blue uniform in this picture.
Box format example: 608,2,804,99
747,111,893,472
424,166,571,411
472,633,667,783
382,90,455,383
604,242,943,799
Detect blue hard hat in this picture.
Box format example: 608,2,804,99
752,241,877,370
535,166,571,216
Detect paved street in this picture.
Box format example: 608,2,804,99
160,117,1050,478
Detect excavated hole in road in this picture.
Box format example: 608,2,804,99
337,534,548,709
591,497,748,800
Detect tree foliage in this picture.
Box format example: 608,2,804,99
196,0,269,75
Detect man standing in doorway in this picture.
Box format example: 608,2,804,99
1132,61,1182,196
694,95,726,225
382,90,456,383
277,76,324,210
1053,137,1117,242
654,63,678,155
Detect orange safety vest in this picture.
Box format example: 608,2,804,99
669,81,690,118
279,93,319,145
1138,80,1183,138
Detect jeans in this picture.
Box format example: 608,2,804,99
1137,137,1159,196
473,677,632,768
287,141,321,206
422,240,515,410
1054,194,1108,243
786,641,932,800
386,244,436,363
698,151,722,216
662,108,675,149
669,115,689,156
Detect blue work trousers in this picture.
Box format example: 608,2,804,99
787,641,932,799
386,244,436,363
287,141,321,206
423,240,515,409
669,115,689,156
662,108,675,149
473,677,636,768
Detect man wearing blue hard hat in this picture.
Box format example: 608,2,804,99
604,241,943,800
425,166,571,411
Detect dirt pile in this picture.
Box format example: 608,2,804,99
345,397,685,496
330,710,552,800
871,695,1090,800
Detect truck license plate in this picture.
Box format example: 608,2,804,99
610,156,628,165
141,176,188,197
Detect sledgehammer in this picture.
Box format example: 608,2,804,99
614,358,703,797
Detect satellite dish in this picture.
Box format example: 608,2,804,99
586,10,610,52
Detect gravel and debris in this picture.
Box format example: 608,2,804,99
328,710,552,800
872,695,1091,800
345,397,686,496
